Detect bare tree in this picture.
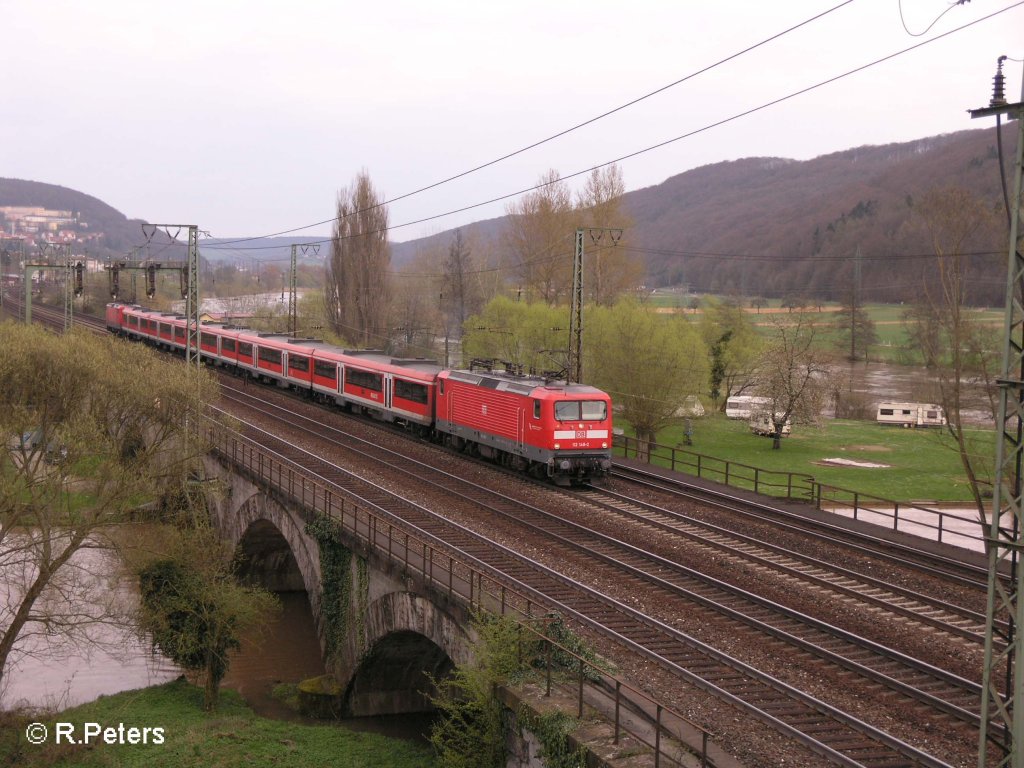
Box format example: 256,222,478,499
325,170,392,347
757,314,831,449
833,301,877,362
0,325,216,695
906,186,1002,518
391,250,444,359
502,170,574,304
442,229,483,335
577,164,642,305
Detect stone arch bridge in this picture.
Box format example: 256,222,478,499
202,452,476,717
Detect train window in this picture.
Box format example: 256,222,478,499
555,401,608,421
174,326,185,341
439,380,445,396
201,332,218,348
395,379,428,404
222,338,236,353
289,354,309,373
554,402,579,421
314,360,337,380
237,342,253,358
533,400,541,419
160,322,171,336
258,346,282,366
128,315,138,326
346,368,383,392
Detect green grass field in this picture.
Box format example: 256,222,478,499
0,679,436,768
620,413,994,503
645,294,1002,365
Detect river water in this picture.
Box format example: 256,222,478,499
0,554,432,742
829,360,994,424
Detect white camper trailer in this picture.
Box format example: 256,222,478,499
875,402,946,428
725,395,770,420
749,411,792,437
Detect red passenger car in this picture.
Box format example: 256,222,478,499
105,304,614,486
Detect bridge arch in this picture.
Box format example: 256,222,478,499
338,590,473,717
204,455,323,621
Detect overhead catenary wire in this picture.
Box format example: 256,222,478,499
205,2,856,249
897,0,968,37
199,2,1024,255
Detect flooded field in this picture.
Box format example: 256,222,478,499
830,360,994,424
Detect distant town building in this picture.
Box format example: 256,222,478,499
0,206,101,255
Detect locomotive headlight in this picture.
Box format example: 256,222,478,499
554,443,560,450
601,442,608,448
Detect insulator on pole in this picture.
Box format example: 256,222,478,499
991,55,1008,108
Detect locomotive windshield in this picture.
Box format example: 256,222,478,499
554,400,608,422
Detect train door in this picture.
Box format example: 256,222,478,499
517,407,525,453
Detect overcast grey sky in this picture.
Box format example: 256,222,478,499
2,1,1022,245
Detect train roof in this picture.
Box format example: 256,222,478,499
441,368,607,398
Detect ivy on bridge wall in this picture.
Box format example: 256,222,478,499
305,514,368,662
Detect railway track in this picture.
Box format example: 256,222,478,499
572,483,993,646
25,306,991,765
215,383,982,766
609,462,993,592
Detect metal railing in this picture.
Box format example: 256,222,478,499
202,418,714,767
615,434,815,501
614,434,987,550
813,485,986,549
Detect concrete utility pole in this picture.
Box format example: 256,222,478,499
972,56,1024,768
289,243,318,337
567,227,622,384
30,243,76,330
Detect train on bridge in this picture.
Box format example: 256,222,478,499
105,302,613,485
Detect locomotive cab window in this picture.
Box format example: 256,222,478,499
554,400,608,422
533,400,541,419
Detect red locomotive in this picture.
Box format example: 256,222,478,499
106,303,613,485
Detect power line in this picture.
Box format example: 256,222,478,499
898,0,967,37
200,1,1024,255
204,2,856,248
625,246,1004,262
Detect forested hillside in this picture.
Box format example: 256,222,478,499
5,123,1016,306
394,125,1016,306
626,125,1015,304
